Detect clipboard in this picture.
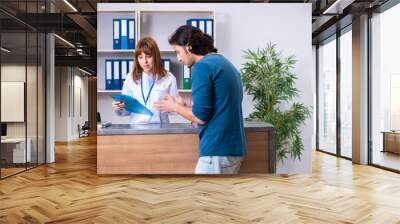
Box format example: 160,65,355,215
112,94,153,116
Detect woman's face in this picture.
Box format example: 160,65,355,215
138,52,154,74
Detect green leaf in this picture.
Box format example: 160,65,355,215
241,43,311,162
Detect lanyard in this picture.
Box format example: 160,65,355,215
141,75,155,106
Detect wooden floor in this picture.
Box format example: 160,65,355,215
0,136,400,223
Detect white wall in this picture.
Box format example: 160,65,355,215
55,67,89,141
99,3,313,173
55,66,68,141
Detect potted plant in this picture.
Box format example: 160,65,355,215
241,43,311,162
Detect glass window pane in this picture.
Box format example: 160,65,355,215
318,37,337,154
340,29,352,158
1,31,27,177
27,31,38,169
371,4,400,171
38,32,46,165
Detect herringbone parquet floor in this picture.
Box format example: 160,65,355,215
1,136,400,224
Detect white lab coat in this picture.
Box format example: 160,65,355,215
116,71,178,124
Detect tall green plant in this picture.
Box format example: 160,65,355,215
241,43,311,162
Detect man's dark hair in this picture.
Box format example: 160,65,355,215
168,25,217,56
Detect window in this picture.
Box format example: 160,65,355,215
318,36,337,155
340,28,352,158
370,3,400,171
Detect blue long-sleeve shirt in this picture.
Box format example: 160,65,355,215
191,53,247,157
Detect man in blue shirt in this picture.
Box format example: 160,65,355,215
153,25,246,174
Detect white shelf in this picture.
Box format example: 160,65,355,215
97,49,174,53
160,49,175,53
97,50,134,53
98,89,190,93
97,90,122,93
178,89,192,93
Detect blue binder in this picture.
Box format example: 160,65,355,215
120,59,128,89
128,19,135,49
187,19,213,38
113,19,121,49
120,19,128,49
105,60,113,90
128,59,134,75
112,60,121,90
198,19,205,33
205,19,213,37
187,19,198,28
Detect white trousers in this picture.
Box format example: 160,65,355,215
195,156,243,174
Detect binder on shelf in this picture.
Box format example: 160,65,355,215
199,20,205,34
120,19,128,49
205,19,213,37
187,19,214,38
113,60,120,90
113,18,135,50
190,19,197,28
128,59,134,74
182,65,191,90
105,60,113,90
128,19,135,49
113,19,121,49
162,59,171,72
121,60,128,88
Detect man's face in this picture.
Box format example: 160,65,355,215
172,44,195,68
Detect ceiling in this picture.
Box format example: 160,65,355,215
0,0,391,75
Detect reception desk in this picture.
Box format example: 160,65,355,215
97,121,275,174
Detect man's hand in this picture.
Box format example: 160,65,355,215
153,94,177,113
153,94,205,125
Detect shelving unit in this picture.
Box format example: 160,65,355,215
97,7,215,123
97,50,134,53
177,89,192,93
97,49,174,53
97,90,122,93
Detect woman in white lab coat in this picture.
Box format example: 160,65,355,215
112,37,178,123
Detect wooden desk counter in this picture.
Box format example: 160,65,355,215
97,121,275,174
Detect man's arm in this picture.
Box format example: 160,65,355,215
174,103,205,125
153,94,205,125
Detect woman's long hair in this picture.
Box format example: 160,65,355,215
132,37,167,83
